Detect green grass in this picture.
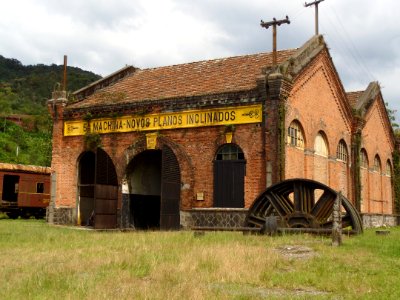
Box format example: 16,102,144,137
0,220,399,299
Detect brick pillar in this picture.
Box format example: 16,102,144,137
266,72,293,185
351,117,364,212
47,91,68,210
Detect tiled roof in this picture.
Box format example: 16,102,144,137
67,49,297,109
346,91,364,108
0,163,51,174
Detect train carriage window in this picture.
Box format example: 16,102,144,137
36,183,44,193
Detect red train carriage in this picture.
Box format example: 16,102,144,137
0,163,51,219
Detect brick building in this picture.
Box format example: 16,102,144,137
47,35,396,229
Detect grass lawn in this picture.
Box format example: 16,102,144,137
0,219,399,299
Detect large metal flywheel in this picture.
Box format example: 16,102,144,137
245,178,363,234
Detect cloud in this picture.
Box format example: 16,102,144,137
0,0,399,120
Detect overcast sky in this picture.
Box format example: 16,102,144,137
1,0,399,120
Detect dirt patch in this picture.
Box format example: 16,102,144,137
210,283,329,297
276,245,317,259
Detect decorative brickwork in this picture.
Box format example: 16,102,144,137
182,209,248,229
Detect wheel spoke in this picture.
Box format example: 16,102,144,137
246,214,265,227
293,181,315,213
266,191,294,217
311,191,335,223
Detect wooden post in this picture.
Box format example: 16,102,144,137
63,55,67,91
305,0,325,35
260,16,290,67
332,192,343,246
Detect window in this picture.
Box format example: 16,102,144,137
287,121,304,148
360,149,368,168
216,144,244,160
336,140,348,162
386,160,392,177
314,132,328,157
36,183,44,194
373,155,381,173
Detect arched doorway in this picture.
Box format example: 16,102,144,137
126,145,181,230
77,148,118,229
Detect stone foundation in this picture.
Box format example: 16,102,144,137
46,207,399,230
46,207,76,225
180,208,248,229
361,214,398,228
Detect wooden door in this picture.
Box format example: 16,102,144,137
94,148,118,229
160,146,181,230
94,184,118,229
213,160,245,208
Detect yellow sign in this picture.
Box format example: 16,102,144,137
64,104,262,136
146,133,158,149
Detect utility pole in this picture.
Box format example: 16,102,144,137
305,0,325,35
260,16,290,67
63,55,67,91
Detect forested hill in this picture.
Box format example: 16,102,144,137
0,55,101,115
0,55,101,166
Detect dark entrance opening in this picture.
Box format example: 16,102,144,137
127,150,162,229
78,151,95,226
2,175,20,202
78,149,118,229
127,145,181,230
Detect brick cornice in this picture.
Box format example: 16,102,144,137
63,90,261,119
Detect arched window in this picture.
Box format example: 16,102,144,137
336,140,348,162
373,155,381,173
214,144,246,208
360,149,368,169
386,160,392,177
215,144,245,160
287,120,304,148
314,132,328,157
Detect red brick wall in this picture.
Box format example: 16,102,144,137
285,51,353,201
285,50,394,214
360,167,369,211
286,147,305,178
361,100,394,214
50,107,266,213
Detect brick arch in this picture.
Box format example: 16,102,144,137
121,135,195,210
385,159,393,176
313,131,329,186
285,119,307,180
214,131,247,159
335,139,349,198
214,143,245,160
370,153,383,213
373,154,382,172
314,130,329,156
287,119,306,149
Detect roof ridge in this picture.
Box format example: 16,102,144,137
140,49,297,71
